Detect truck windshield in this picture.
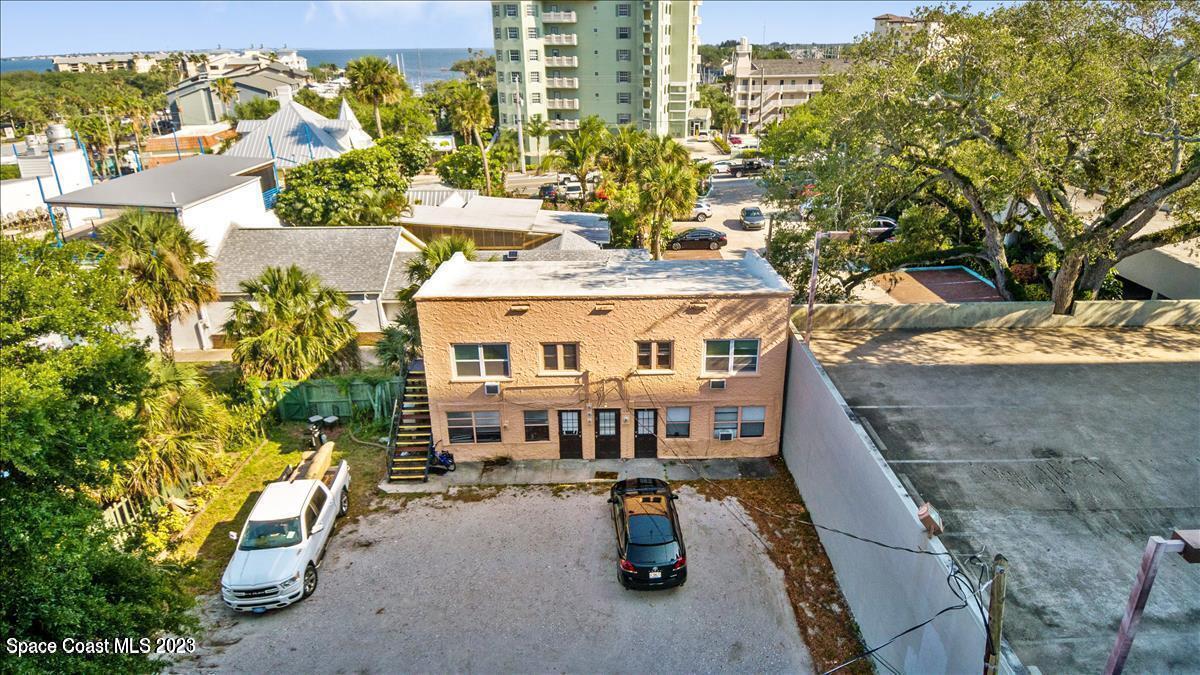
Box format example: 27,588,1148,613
239,517,302,550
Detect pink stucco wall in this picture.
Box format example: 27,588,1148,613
417,293,792,461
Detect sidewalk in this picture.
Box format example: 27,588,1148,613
377,457,776,494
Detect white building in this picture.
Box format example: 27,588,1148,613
1,125,96,239
725,37,851,133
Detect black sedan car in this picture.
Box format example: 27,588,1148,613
608,478,687,590
668,228,727,251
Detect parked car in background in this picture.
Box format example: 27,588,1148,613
730,160,765,178
696,130,710,141
691,201,713,222
539,183,561,200
668,228,727,250
729,135,744,146
561,182,584,200
710,160,734,175
608,478,687,590
740,206,767,231
870,216,900,242
221,458,351,612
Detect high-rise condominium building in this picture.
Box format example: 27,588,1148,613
491,0,704,148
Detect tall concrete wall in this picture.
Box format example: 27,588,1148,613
781,335,996,673
796,299,1200,331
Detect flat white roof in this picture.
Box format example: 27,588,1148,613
414,251,793,300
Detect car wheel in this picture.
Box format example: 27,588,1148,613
302,564,318,599
671,242,682,250
708,242,719,250
337,489,349,517
618,573,630,590
695,213,707,222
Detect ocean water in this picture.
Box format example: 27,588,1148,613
0,48,490,81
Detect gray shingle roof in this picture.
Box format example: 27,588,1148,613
752,58,853,76
215,226,405,294
45,155,273,210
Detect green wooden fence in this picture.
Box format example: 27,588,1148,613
276,377,403,421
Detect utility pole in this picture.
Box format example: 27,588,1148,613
1103,531,1198,675
101,107,117,177
514,92,527,174
984,554,1008,675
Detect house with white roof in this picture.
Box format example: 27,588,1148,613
226,88,373,169
400,194,611,249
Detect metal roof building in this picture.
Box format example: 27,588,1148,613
225,89,373,169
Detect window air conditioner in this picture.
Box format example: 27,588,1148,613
483,382,501,396
716,429,736,441
709,379,727,390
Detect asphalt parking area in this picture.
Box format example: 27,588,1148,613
187,486,812,673
669,176,768,260
811,326,1200,673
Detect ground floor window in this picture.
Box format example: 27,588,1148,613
447,411,502,444
524,410,550,442
713,406,765,439
665,407,691,437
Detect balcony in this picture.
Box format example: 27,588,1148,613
643,46,652,56
549,119,580,131
643,87,653,98
546,77,579,89
643,20,653,32
543,33,578,46
546,98,580,110
542,10,577,23
643,66,652,77
545,56,578,68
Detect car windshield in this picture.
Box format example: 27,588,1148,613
628,541,681,565
744,208,763,217
239,517,302,550
628,514,674,545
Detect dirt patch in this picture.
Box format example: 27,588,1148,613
593,470,619,480
690,456,869,674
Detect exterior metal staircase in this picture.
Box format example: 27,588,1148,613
388,361,432,482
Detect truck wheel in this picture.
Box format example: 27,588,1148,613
302,564,318,599
337,489,349,518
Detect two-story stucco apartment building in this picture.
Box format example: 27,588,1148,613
414,252,793,461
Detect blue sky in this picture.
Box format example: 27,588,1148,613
0,1,1005,57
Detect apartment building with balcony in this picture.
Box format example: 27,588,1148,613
491,0,703,148
726,37,851,133
414,251,792,462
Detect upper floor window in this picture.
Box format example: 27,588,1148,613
508,49,520,61
542,343,579,371
504,3,518,17
616,71,631,83
493,4,500,16
616,49,631,61
617,113,632,124
453,344,510,378
494,27,502,40
530,92,542,103
527,27,538,38
704,339,759,374
510,72,522,83
528,49,539,61
636,341,672,370
616,27,632,39
525,3,535,15
507,26,519,39
530,72,541,83
499,92,506,103
617,92,631,104
616,3,631,16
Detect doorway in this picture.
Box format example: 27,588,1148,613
634,409,658,458
594,409,621,459
558,410,582,459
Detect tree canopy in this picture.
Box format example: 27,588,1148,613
274,144,416,226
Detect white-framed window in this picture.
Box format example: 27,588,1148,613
528,49,539,61
524,410,550,442
665,407,691,437
510,72,521,83
499,92,507,103
636,340,671,369
504,3,517,17
501,113,508,124
542,343,579,371
616,3,631,16
508,49,520,61
617,113,632,124
525,3,535,15
527,26,538,38
617,92,632,104
494,27,502,40
447,411,502,443
616,27,631,39
452,343,510,378
493,3,500,16
616,71,631,83
704,339,760,374
713,406,765,438
530,71,540,83
530,92,542,103
507,26,519,39
616,49,631,61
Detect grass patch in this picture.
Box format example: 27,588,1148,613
689,456,869,674
175,421,388,595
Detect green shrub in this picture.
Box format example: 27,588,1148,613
712,135,732,154
0,164,20,180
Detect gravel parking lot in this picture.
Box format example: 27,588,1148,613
186,486,812,673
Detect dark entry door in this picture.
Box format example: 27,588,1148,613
594,409,621,459
558,410,582,459
634,409,658,458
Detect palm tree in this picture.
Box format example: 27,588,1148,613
525,114,550,166
211,78,237,117
639,158,698,259
550,128,605,193
404,235,478,286
389,235,478,357
329,188,411,227
224,265,359,381
602,125,649,185
449,84,496,194
101,211,217,361
346,55,403,138
121,359,229,501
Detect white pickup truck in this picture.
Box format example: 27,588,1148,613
220,456,350,613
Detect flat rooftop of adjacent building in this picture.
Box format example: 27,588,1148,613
45,155,273,210
415,251,792,300
809,326,1200,673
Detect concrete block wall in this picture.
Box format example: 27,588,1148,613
795,299,1200,331
781,334,999,673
